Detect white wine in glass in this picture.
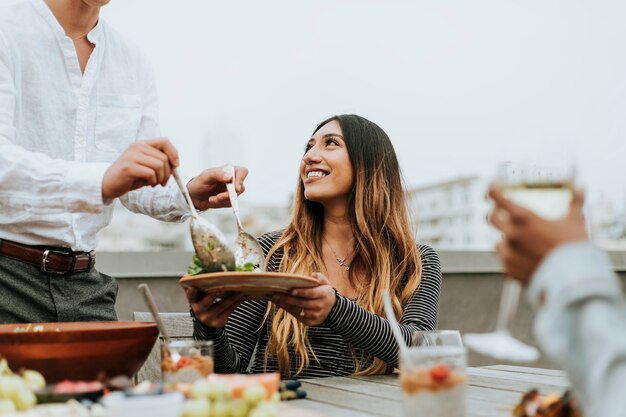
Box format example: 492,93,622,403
501,182,573,221
464,161,575,362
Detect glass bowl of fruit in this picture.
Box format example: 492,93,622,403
161,340,214,384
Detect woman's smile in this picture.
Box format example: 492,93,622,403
303,169,329,184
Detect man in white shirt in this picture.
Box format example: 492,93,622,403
0,0,248,323
489,186,626,417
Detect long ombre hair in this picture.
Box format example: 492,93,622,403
263,115,422,378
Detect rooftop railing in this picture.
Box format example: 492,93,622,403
105,250,626,369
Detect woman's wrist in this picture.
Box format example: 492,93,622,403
189,306,224,333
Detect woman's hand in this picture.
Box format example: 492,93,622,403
185,285,246,329
271,272,337,326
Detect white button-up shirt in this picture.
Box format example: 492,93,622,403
0,0,188,251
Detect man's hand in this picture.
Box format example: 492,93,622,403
102,138,179,200
187,166,249,210
489,185,588,285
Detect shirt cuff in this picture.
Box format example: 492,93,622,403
64,162,111,212
528,241,622,311
192,316,227,339
161,177,192,221
173,181,192,219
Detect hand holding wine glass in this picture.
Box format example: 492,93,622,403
489,185,587,284
463,161,577,362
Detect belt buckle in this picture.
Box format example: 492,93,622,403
40,249,70,274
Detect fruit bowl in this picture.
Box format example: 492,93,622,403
0,321,158,383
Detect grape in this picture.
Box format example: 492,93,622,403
0,359,11,376
12,387,36,411
0,360,41,412
191,379,212,399
229,398,248,417
242,384,266,406
0,398,16,413
211,400,231,417
208,381,233,401
248,402,278,417
90,403,107,417
181,397,211,417
0,375,24,399
21,370,45,391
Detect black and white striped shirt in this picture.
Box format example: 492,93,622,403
194,231,441,378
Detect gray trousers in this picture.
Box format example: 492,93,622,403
0,255,118,324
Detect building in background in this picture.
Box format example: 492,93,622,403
408,176,499,250
409,175,626,251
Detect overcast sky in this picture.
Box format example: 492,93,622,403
10,0,626,209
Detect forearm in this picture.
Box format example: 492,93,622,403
119,178,189,222
323,294,436,368
530,242,626,417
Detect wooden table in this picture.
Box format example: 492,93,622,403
282,365,570,417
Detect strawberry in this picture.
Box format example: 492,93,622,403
176,356,192,369
429,363,451,383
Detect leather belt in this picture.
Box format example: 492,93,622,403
0,239,95,274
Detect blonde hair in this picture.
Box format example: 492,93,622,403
263,115,421,378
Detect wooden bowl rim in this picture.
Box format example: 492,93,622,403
0,321,158,342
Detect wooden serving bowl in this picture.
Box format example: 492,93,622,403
0,321,158,383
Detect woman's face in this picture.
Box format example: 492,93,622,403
300,120,354,205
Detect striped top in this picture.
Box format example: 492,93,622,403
193,230,442,378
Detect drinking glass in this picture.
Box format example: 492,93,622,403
161,340,214,384
463,161,575,362
400,345,467,417
411,330,463,347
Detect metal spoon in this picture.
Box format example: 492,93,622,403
171,167,235,272
223,164,266,271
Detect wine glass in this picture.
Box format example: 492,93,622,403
463,161,575,362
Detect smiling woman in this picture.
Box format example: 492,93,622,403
301,120,354,205
189,114,442,379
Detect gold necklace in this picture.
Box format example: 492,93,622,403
323,237,352,271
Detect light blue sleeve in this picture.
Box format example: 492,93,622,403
528,242,626,417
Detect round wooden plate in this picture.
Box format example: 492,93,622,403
179,272,319,298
